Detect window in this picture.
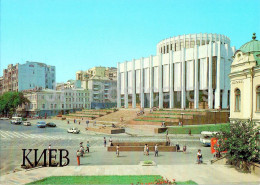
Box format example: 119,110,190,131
257,86,260,111
235,89,241,112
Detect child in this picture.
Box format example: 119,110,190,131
197,149,203,164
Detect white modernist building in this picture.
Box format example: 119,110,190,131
117,33,235,109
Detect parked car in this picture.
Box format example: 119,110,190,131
46,122,56,127
0,117,9,120
37,121,46,128
200,131,218,146
10,117,23,125
23,121,31,126
67,127,80,134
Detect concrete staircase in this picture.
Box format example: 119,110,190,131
62,109,116,120
94,109,139,124
128,109,229,126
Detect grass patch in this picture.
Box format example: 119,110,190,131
167,123,230,134
27,176,197,184
134,119,165,122
143,160,153,164
143,116,180,119
151,112,194,116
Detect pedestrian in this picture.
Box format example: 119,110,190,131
86,141,90,153
86,120,89,127
76,150,81,165
80,145,84,156
109,137,112,146
146,145,149,156
181,121,183,127
48,144,51,156
150,109,152,113
80,142,83,148
197,149,203,164
189,129,191,136
183,145,187,154
179,121,181,126
116,144,120,157
74,119,76,124
144,144,147,155
94,121,96,126
79,120,80,125
75,119,77,124
104,137,107,147
67,120,69,124
82,118,83,121
176,143,180,152
154,144,158,157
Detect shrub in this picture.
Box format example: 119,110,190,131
214,120,260,172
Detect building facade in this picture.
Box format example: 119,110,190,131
117,33,235,109
23,88,90,116
229,33,260,123
87,77,117,109
1,61,56,94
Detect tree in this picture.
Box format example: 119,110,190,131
0,92,30,117
215,120,260,172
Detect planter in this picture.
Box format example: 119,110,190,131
139,161,156,166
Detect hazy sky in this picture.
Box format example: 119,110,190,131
1,0,260,82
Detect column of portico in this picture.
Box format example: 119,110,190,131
149,56,154,108
169,50,174,108
194,42,199,109
117,62,121,108
159,54,163,109
215,39,221,109
208,38,213,109
181,48,186,109
124,61,128,108
140,58,144,108
132,59,136,108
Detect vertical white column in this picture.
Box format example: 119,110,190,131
124,61,128,108
194,44,199,109
170,50,174,108
149,56,154,108
215,41,221,108
117,62,121,108
200,33,202,46
159,54,163,109
208,41,213,109
132,59,136,108
181,48,186,109
140,58,144,108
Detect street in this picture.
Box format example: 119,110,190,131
0,119,212,175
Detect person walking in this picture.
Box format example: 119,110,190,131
76,150,81,165
67,120,69,124
74,119,76,124
183,145,187,154
86,120,89,127
109,137,112,146
146,145,149,156
86,141,90,153
116,145,120,157
154,144,158,157
104,137,107,147
197,149,203,164
144,144,147,155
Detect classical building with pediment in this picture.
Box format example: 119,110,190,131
229,33,260,123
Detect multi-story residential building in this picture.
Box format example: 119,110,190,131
117,33,235,109
87,77,117,109
75,66,117,109
1,61,56,94
2,64,19,93
23,88,90,116
0,77,3,95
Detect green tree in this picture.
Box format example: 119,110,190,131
0,92,30,117
215,120,260,172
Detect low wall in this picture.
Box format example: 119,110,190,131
112,142,167,146
86,127,125,134
107,146,176,152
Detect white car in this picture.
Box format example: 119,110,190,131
0,117,9,120
67,127,80,134
23,121,31,126
200,131,218,146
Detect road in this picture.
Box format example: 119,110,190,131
0,119,212,175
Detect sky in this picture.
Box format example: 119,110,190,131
1,0,260,82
